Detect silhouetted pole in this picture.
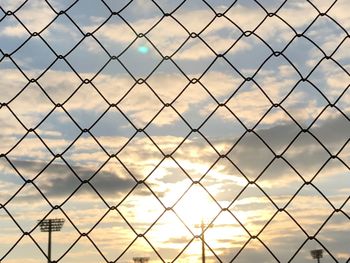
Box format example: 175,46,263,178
310,249,323,263
195,219,213,263
201,222,205,263
48,222,51,262
39,218,65,263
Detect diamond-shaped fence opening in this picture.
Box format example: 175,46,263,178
0,0,349,262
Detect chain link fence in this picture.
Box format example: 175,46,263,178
0,0,349,262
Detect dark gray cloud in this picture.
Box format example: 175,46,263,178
224,113,350,179
10,159,135,200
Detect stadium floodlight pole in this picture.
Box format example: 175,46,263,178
39,218,65,263
133,257,150,263
195,219,213,263
310,249,323,263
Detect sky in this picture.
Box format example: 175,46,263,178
0,0,350,262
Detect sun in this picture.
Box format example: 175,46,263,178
173,185,221,234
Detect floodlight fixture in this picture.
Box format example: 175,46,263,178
40,218,65,232
133,257,150,263
39,218,65,263
310,249,323,263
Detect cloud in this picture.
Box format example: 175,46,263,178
7,0,56,34
276,1,320,32
86,7,268,61
2,95,348,194
0,66,283,131
0,0,25,11
3,159,135,204
0,23,28,38
328,0,350,32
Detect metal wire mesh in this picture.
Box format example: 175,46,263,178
0,0,349,262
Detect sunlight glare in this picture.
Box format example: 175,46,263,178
174,185,220,234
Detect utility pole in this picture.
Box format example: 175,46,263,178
39,218,65,263
310,249,323,263
195,219,213,263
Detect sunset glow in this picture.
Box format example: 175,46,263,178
0,0,350,262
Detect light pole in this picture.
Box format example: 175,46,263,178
133,257,150,263
195,219,213,263
310,249,323,263
39,218,65,263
